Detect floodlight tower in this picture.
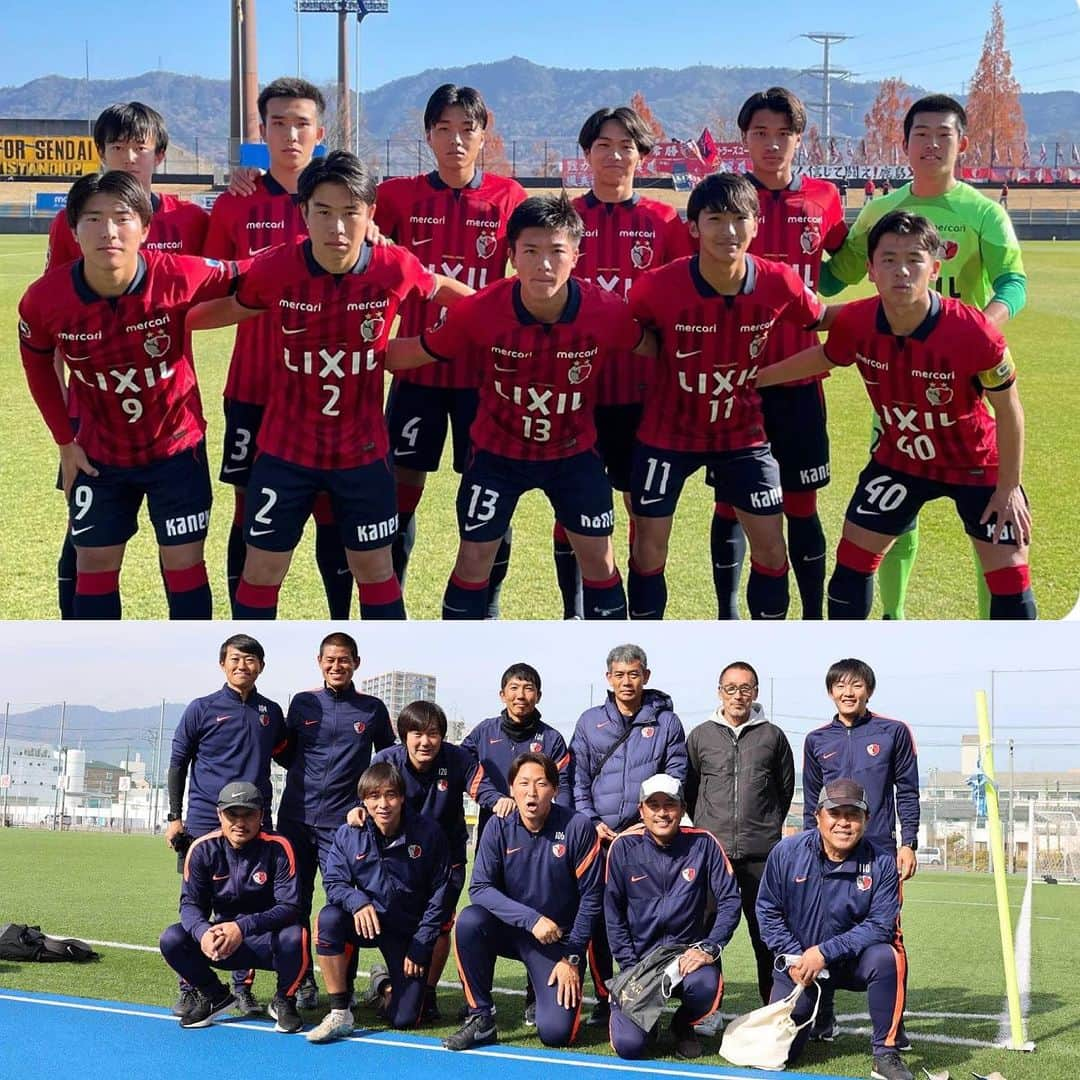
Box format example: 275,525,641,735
229,0,261,166
800,32,853,142
296,0,389,151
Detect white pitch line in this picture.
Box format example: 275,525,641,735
995,874,1033,1045
901,900,1060,919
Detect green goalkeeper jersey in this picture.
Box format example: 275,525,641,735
821,180,1026,310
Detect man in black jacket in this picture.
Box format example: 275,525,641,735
685,660,794,1007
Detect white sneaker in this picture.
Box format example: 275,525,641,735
306,1008,355,1044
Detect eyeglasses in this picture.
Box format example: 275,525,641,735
719,684,757,697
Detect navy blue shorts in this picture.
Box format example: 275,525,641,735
632,442,783,518
845,460,1027,545
595,403,644,492
245,452,397,552
456,448,614,543
759,381,830,492
386,380,479,474
68,441,212,549
219,398,266,487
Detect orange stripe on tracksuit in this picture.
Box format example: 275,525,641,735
884,875,908,1046
284,927,311,997
688,970,725,1026
452,928,478,1010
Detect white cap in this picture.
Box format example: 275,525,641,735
639,773,685,804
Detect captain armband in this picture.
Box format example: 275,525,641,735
978,348,1016,392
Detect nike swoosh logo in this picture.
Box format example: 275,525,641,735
304,719,320,725
336,567,353,575
854,506,880,516
488,739,503,744
821,751,838,760
494,364,517,372
675,349,701,359
282,326,306,335
215,716,230,723
70,525,94,536
638,497,665,506
393,449,417,457
505,847,521,855
629,610,656,618
443,604,468,613
248,527,274,536
631,874,648,883
411,238,433,246
213,873,229,880
221,464,247,474
248,244,274,256
64,353,90,363
463,522,489,532
595,606,623,616
795,875,807,883
355,853,367,860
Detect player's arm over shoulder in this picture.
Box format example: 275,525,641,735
386,289,480,371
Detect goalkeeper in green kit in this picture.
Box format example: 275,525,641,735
820,94,1027,620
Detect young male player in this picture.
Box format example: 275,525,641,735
758,211,1034,619
552,106,692,618
379,84,528,615
820,94,1027,619
387,194,655,621
46,102,210,619
190,151,472,619
626,172,834,620
19,171,239,619
203,77,355,616
708,89,847,620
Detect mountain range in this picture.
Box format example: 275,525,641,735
1,57,1077,165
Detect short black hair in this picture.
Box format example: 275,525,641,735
508,751,559,789
501,663,542,693
93,102,169,155
257,77,326,123
867,210,941,262
319,630,359,661
358,761,405,801
686,172,759,223
578,106,656,157
424,84,489,132
737,87,807,135
397,700,448,741
65,171,152,230
297,150,376,208
719,661,759,687
903,94,967,143
825,658,877,696
218,633,265,665
507,194,584,249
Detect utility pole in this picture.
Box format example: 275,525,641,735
800,32,853,142
55,702,67,828
1008,738,1016,874
1,703,9,826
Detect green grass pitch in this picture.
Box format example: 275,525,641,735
2,236,1077,619
0,830,1077,1077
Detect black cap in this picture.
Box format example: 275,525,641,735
817,778,868,812
217,781,263,811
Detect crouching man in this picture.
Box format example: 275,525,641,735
306,762,451,1042
159,781,306,1032
756,779,911,1080
605,773,742,1059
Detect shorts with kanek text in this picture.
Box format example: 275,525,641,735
68,441,212,549
245,452,397,552
595,402,644,493
386,381,480,474
759,381,830,492
219,398,266,487
632,442,783,518
456,448,615,543
845,460,1027,545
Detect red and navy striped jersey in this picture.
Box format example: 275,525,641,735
19,252,239,466
376,169,527,388
629,254,824,453
46,192,210,270
571,191,692,406
824,294,1014,485
422,277,643,461
204,174,307,404
237,240,436,469
748,174,846,379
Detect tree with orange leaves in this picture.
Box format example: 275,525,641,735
965,1,1026,166
864,78,911,165
630,91,666,141
481,107,513,176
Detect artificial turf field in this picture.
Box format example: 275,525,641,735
1,830,1077,1079
1,235,1077,620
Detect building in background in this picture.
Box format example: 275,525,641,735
360,670,437,723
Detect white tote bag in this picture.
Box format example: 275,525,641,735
718,980,821,1071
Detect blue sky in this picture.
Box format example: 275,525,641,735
2,621,1078,774
4,0,1078,95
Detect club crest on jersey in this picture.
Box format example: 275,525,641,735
360,314,385,342
353,721,366,735
749,332,769,359
437,778,449,791
18,319,31,339
856,874,872,891
143,331,171,358
567,360,593,384
252,870,268,885
408,844,422,859
530,741,543,753
476,231,498,260
641,726,655,739
681,867,696,883
866,743,881,757
552,843,566,858
630,240,654,269
259,715,270,727
926,384,953,406
799,225,820,254
938,240,959,260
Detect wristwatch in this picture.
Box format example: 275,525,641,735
166,813,183,822
564,953,581,966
